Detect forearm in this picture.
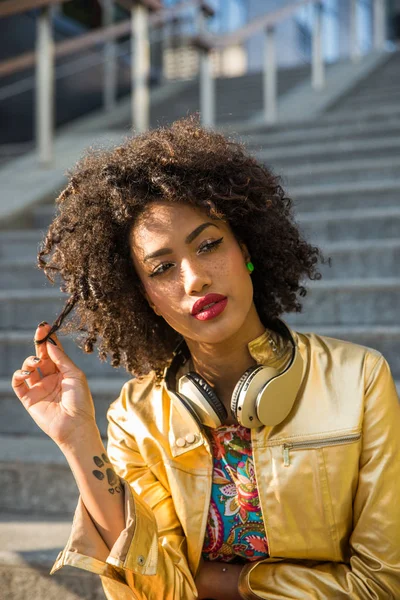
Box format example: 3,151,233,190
59,426,126,552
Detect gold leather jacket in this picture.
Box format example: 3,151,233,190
51,327,400,599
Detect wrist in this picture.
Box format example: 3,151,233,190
57,423,103,457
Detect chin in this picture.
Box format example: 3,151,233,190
191,315,246,345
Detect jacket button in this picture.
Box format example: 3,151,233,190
176,437,186,447
137,555,145,566
185,433,196,444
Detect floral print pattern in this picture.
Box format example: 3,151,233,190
202,424,269,563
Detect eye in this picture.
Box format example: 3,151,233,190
198,237,224,254
149,262,175,278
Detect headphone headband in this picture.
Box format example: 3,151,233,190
164,319,303,429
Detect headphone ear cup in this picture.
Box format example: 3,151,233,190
231,367,259,422
178,372,227,428
187,372,228,424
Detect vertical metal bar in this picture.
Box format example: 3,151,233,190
132,3,150,133
263,25,277,124
312,1,325,90
197,8,215,127
102,0,117,113
36,6,54,166
374,0,386,50
199,46,215,127
350,0,361,62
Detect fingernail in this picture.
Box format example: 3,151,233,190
33,357,41,363
47,337,57,346
22,370,32,376
38,321,48,327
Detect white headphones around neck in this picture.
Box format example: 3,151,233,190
165,319,304,429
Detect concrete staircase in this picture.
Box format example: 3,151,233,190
1,51,399,598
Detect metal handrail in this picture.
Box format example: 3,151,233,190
0,0,62,19
209,0,323,49
0,0,162,19
0,0,213,79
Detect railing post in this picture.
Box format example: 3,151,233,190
102,0,117,113
197,6,215,128
374,0,386,50
350,0,361,62
132,3,150,133
312,1,325,91
35,6,54,166
263,25,277,124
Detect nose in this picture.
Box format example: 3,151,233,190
182,258,212,296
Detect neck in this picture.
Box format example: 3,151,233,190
185,305,265,419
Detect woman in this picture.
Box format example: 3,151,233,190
11,117,400,599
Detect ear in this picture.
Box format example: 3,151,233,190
239,241,251,264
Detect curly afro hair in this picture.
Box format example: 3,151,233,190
36,115,324,380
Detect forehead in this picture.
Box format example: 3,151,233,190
130,201,217,245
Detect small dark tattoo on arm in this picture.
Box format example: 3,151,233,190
106,468,118,486
92,455,121,494
93,455,104,468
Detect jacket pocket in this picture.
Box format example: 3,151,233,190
282,433,362,467
255,432,362,561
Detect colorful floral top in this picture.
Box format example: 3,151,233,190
201,424,269,563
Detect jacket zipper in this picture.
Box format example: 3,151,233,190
282,433,361,467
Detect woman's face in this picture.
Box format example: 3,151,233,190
130,201,255,345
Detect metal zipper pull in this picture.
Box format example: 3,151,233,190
283,445,291,467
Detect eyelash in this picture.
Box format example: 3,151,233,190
149,237,224,278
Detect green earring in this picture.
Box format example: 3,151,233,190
246,261,255,273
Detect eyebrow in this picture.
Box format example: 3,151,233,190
143,222,219,262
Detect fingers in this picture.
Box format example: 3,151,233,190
34,322,65,360
12,369,36,401
19,355,45,387
34,322,80,377
12,369,60,407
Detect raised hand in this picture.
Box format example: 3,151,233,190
11,322,97,447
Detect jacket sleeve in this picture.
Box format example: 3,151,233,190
50,382,200,600
238,354,400,600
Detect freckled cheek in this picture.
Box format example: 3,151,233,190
144,280,183,316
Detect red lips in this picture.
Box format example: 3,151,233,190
191,293,227,315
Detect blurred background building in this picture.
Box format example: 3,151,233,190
0,1,399,598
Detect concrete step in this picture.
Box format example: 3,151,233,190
290,179,400,212
0,513,103,600
0,329,130,379
0,376,128,438
258,135,400,167
319,239,400,279
324,101,400,123
0,260,55,289
281,156,400,187
0,435,78,515
244,116,400,148
0,229,45,260
337,90,400,110
288,278,400,326
297,207,400,242
350,82,400,96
